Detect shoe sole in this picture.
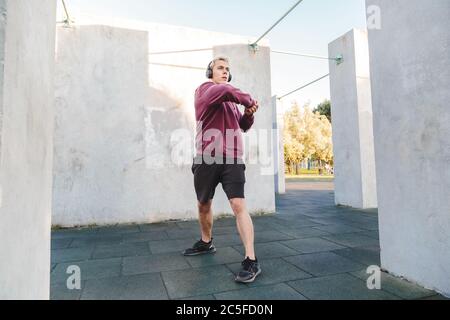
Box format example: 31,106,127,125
235,269,262,284
182,248,217,256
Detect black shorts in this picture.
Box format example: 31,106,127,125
191,156,246,204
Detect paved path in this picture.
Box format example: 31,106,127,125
50,180,445,300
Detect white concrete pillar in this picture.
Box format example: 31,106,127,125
328,29,378,209
272,96,285,194
0,0,57,299
366,0,450,297
213,44,276,213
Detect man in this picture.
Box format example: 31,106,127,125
182,56,261,283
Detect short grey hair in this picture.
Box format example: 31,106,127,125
209,56,230,69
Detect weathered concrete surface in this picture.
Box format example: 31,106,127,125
53,17,275,227
0,0,56,300
272,96,286,194
328,29,377,209
366,0,450,297
212,44,275,214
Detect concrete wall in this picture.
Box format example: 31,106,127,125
0,0,56,300
213,44,275,212
272,96,286,194
366,0,450,296
0,0,5,149
53,18,275,227
328,29,377,209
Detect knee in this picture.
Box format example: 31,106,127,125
229,198,245,215
198,201,212,214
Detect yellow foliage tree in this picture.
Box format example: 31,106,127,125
284,103,333,174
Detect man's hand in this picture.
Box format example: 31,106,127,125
245,100,259,117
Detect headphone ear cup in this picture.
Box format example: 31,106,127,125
228,73,232,82
206,62,213,79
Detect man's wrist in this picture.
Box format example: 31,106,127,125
244,112,255,119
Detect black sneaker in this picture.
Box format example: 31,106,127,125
182,239,216,256
235,257,261,283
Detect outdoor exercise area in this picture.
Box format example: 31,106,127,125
0,0,449,300
50,179,446,300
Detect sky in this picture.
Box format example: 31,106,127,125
57,0,367,111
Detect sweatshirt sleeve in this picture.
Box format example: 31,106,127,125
238,110,255,133
199,83,255,108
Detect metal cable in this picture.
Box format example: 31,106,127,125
148,48,213,55
148,62,205,70
61,0,72,26
148,47,340,63
272,50,340,62
250,0,304,48
278,74,329,100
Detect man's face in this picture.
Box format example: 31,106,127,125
212,60,230,84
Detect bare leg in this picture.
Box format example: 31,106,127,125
229,198,256,260
198,200,213,243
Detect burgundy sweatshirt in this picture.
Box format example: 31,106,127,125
195,81,256,159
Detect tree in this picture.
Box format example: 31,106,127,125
284,102,334,175
283,104,305,174
312,113,334,170
313,99,332,123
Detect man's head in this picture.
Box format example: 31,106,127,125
206,57,232,84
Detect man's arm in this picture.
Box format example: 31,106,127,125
199,83,255,108
239,112,255,133
238,101,259,132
